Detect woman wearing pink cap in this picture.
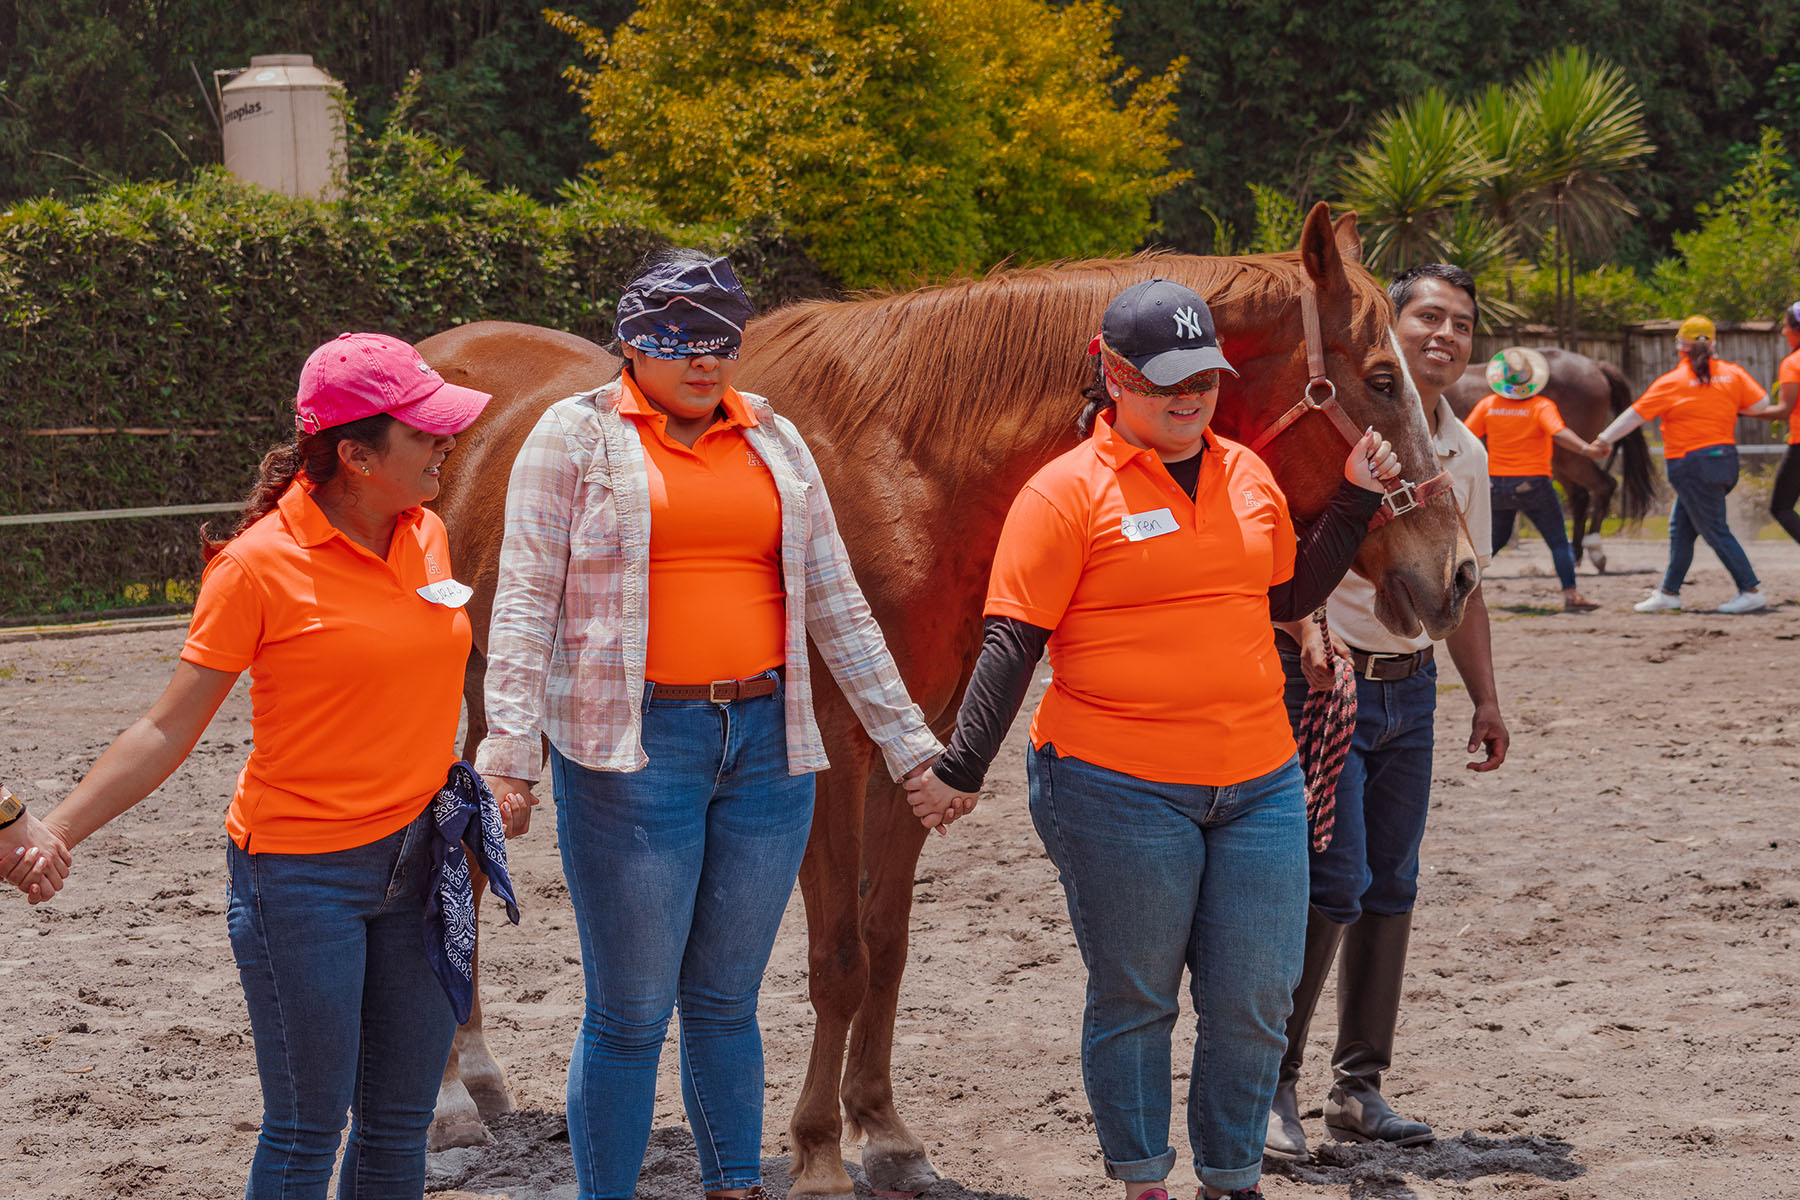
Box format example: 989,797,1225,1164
14,332,525,1199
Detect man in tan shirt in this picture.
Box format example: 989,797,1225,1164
1268,263,1510,1160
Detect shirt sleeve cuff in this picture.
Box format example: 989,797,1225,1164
878,725,945,784
180,645,252,673
473,735,543,783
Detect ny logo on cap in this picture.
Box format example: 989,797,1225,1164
1174,306,1206,339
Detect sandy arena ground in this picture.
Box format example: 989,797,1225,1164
2,534,1796,1200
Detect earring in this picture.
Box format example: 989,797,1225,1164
361,466,371,476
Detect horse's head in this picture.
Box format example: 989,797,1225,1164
1198,202,1477,639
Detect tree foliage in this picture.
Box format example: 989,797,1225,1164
1651,129,1800,321
1108,0,1800,261
0,0,630,202
548,0,1185,286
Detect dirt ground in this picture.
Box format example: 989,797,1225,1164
2,534,1796,1200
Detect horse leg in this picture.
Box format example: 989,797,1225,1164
1584,465,1615,573
430,649,512,1150
843,778,937,1198
790,733,876,1198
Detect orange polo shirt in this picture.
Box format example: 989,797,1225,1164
985,413,1298,787
182,481,469,854
1780,349,1800,445
1631,357,1765,459
1463,394,1567,477
620,375,785,684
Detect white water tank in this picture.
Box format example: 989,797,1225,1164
218,55,346,199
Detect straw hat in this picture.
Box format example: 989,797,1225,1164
1485,347,1550,400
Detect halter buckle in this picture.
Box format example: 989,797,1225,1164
1382,479,1421,519
1304,378,1337,409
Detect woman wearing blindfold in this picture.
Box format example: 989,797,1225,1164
474,250,941,1200
905,278,1400,1200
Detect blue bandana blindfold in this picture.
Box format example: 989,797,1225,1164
615,256,755,360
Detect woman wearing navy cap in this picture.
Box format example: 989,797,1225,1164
477,248,941,1200
906,278,1401,1200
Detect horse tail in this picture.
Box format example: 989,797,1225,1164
1599,360,1658,521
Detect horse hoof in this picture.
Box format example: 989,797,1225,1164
1583,534,1607,574
428,1079,492,1151
463,1068,516,1120
864,1148,938,1198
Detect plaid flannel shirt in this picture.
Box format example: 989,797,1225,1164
473,379,942,783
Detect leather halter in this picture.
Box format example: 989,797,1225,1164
1247,286,1455,529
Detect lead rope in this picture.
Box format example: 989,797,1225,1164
1295,609,1355,852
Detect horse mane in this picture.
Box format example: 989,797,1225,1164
742,250,1390,471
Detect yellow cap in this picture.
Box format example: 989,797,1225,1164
1677,314,1715,341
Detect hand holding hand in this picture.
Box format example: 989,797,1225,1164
901,769,978,835
1583,437,1611,462
2,810,73,903
1345,429,1401,493
484,775,540,839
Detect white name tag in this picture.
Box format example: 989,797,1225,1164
417,579,474,608
1121,508,1179,542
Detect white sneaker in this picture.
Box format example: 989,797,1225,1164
1634,591,1683,613
1717,590,1767,614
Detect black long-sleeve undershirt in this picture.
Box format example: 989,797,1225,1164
932,474,1384,793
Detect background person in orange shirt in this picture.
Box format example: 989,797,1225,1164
1590,316,1769,613
905,279,1401,1200
13,334,525,1198
1463,348,1606,611
1744,301,1800,543
475,251,941,1200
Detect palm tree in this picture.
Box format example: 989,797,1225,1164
1335,88,1493,274
1511,47,1653,345
1465,82,1544,306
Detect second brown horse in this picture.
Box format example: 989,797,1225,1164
420,204,1477,1195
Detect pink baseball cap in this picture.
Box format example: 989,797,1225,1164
295,332,491,436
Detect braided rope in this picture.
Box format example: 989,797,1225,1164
1295,611,1357,852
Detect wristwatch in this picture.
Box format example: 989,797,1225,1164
0,784,24,830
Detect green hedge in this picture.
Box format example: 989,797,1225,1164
0,129,830,620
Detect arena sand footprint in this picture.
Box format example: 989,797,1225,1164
1264,1131,1584,1197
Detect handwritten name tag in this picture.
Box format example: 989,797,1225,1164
1120,508,1179,542
417,579,474,608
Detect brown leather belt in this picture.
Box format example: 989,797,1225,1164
650,671,780,702
1347,644,1434,682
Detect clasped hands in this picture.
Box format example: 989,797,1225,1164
480,776,542,839
3,809,72,905
902,758,978,835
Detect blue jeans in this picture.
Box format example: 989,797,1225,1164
226,809,458,1200
1490,475,1578,590
1027,745,1308,1193
1664,445,1759,594
549,675,815,1200
1282,655,1438,925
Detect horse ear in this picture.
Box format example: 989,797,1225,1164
1332,211,1363,266
1298,201,1345,291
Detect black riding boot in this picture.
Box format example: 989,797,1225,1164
1324,910,1434,1146
1265,906,1347,1161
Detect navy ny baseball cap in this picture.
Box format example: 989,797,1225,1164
1100,278,1236,386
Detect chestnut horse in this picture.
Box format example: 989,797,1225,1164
1445,346,1657,572
420,203,1478,1194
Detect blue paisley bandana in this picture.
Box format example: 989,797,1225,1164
615,255,754,359
423,761,520,1024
